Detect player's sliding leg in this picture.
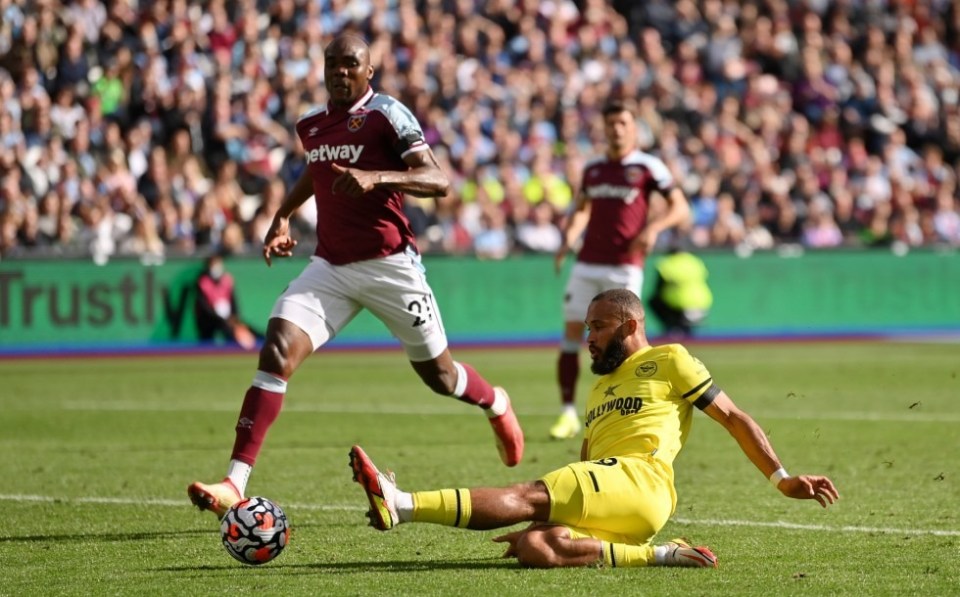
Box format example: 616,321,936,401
496,525,609,567
581,536,718,568
495,527,717,568
411,353,524,467
188,319,313,517
349,445,401,530
551,320,585,440
657,538,718,567
349,444,547,531
349,446,717,568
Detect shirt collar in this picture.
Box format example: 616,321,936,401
347,87,374,113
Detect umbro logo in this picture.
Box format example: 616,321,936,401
307,127,320,137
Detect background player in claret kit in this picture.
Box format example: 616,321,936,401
187,34,524,517
550,103,691,440
349,289,839,569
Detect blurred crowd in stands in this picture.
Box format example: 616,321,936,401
1,0,960,263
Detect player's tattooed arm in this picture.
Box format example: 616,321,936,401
331,149,450,198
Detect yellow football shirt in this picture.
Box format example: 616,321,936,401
583,343,719,467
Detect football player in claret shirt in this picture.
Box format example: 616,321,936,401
187,34,524,517
349,289,839,569
551,102,691,440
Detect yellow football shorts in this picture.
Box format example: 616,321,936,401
539,455,677,545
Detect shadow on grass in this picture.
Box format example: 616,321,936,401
0,522,337,544
156,558,519,573
0,528,216,543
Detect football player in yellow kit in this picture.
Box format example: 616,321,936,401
350,288,839,568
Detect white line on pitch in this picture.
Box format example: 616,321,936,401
2,494,958,537
671,517,960,537
0,494,360,511
43,401,960,423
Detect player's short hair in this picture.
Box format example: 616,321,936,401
591,289,645,322
325,34,372,63
601,102,632,118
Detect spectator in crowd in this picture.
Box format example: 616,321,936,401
802,196,844,248
0,0,957,261
473,204,511,260
516,200,563,254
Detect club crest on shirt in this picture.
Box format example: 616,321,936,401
635,361,658,377
624,166,644,184
347,113,368,132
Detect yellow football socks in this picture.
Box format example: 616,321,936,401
600,541,656,567
411,489,472,528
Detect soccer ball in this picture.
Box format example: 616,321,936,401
220,496,290,565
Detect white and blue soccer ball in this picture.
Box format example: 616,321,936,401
220,496,290,565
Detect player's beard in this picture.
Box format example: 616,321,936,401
590,334,629,375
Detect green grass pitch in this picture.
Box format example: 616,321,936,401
2,341,958,596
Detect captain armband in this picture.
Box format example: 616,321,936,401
692,384,720,410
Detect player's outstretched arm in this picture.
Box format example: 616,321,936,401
331,148,450,198
702,391,839,507
263,170,313,265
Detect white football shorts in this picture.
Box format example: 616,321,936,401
270,248,448,361
563,261,644,322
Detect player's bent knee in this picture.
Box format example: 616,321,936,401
258,341,292,377
258,323,312,377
